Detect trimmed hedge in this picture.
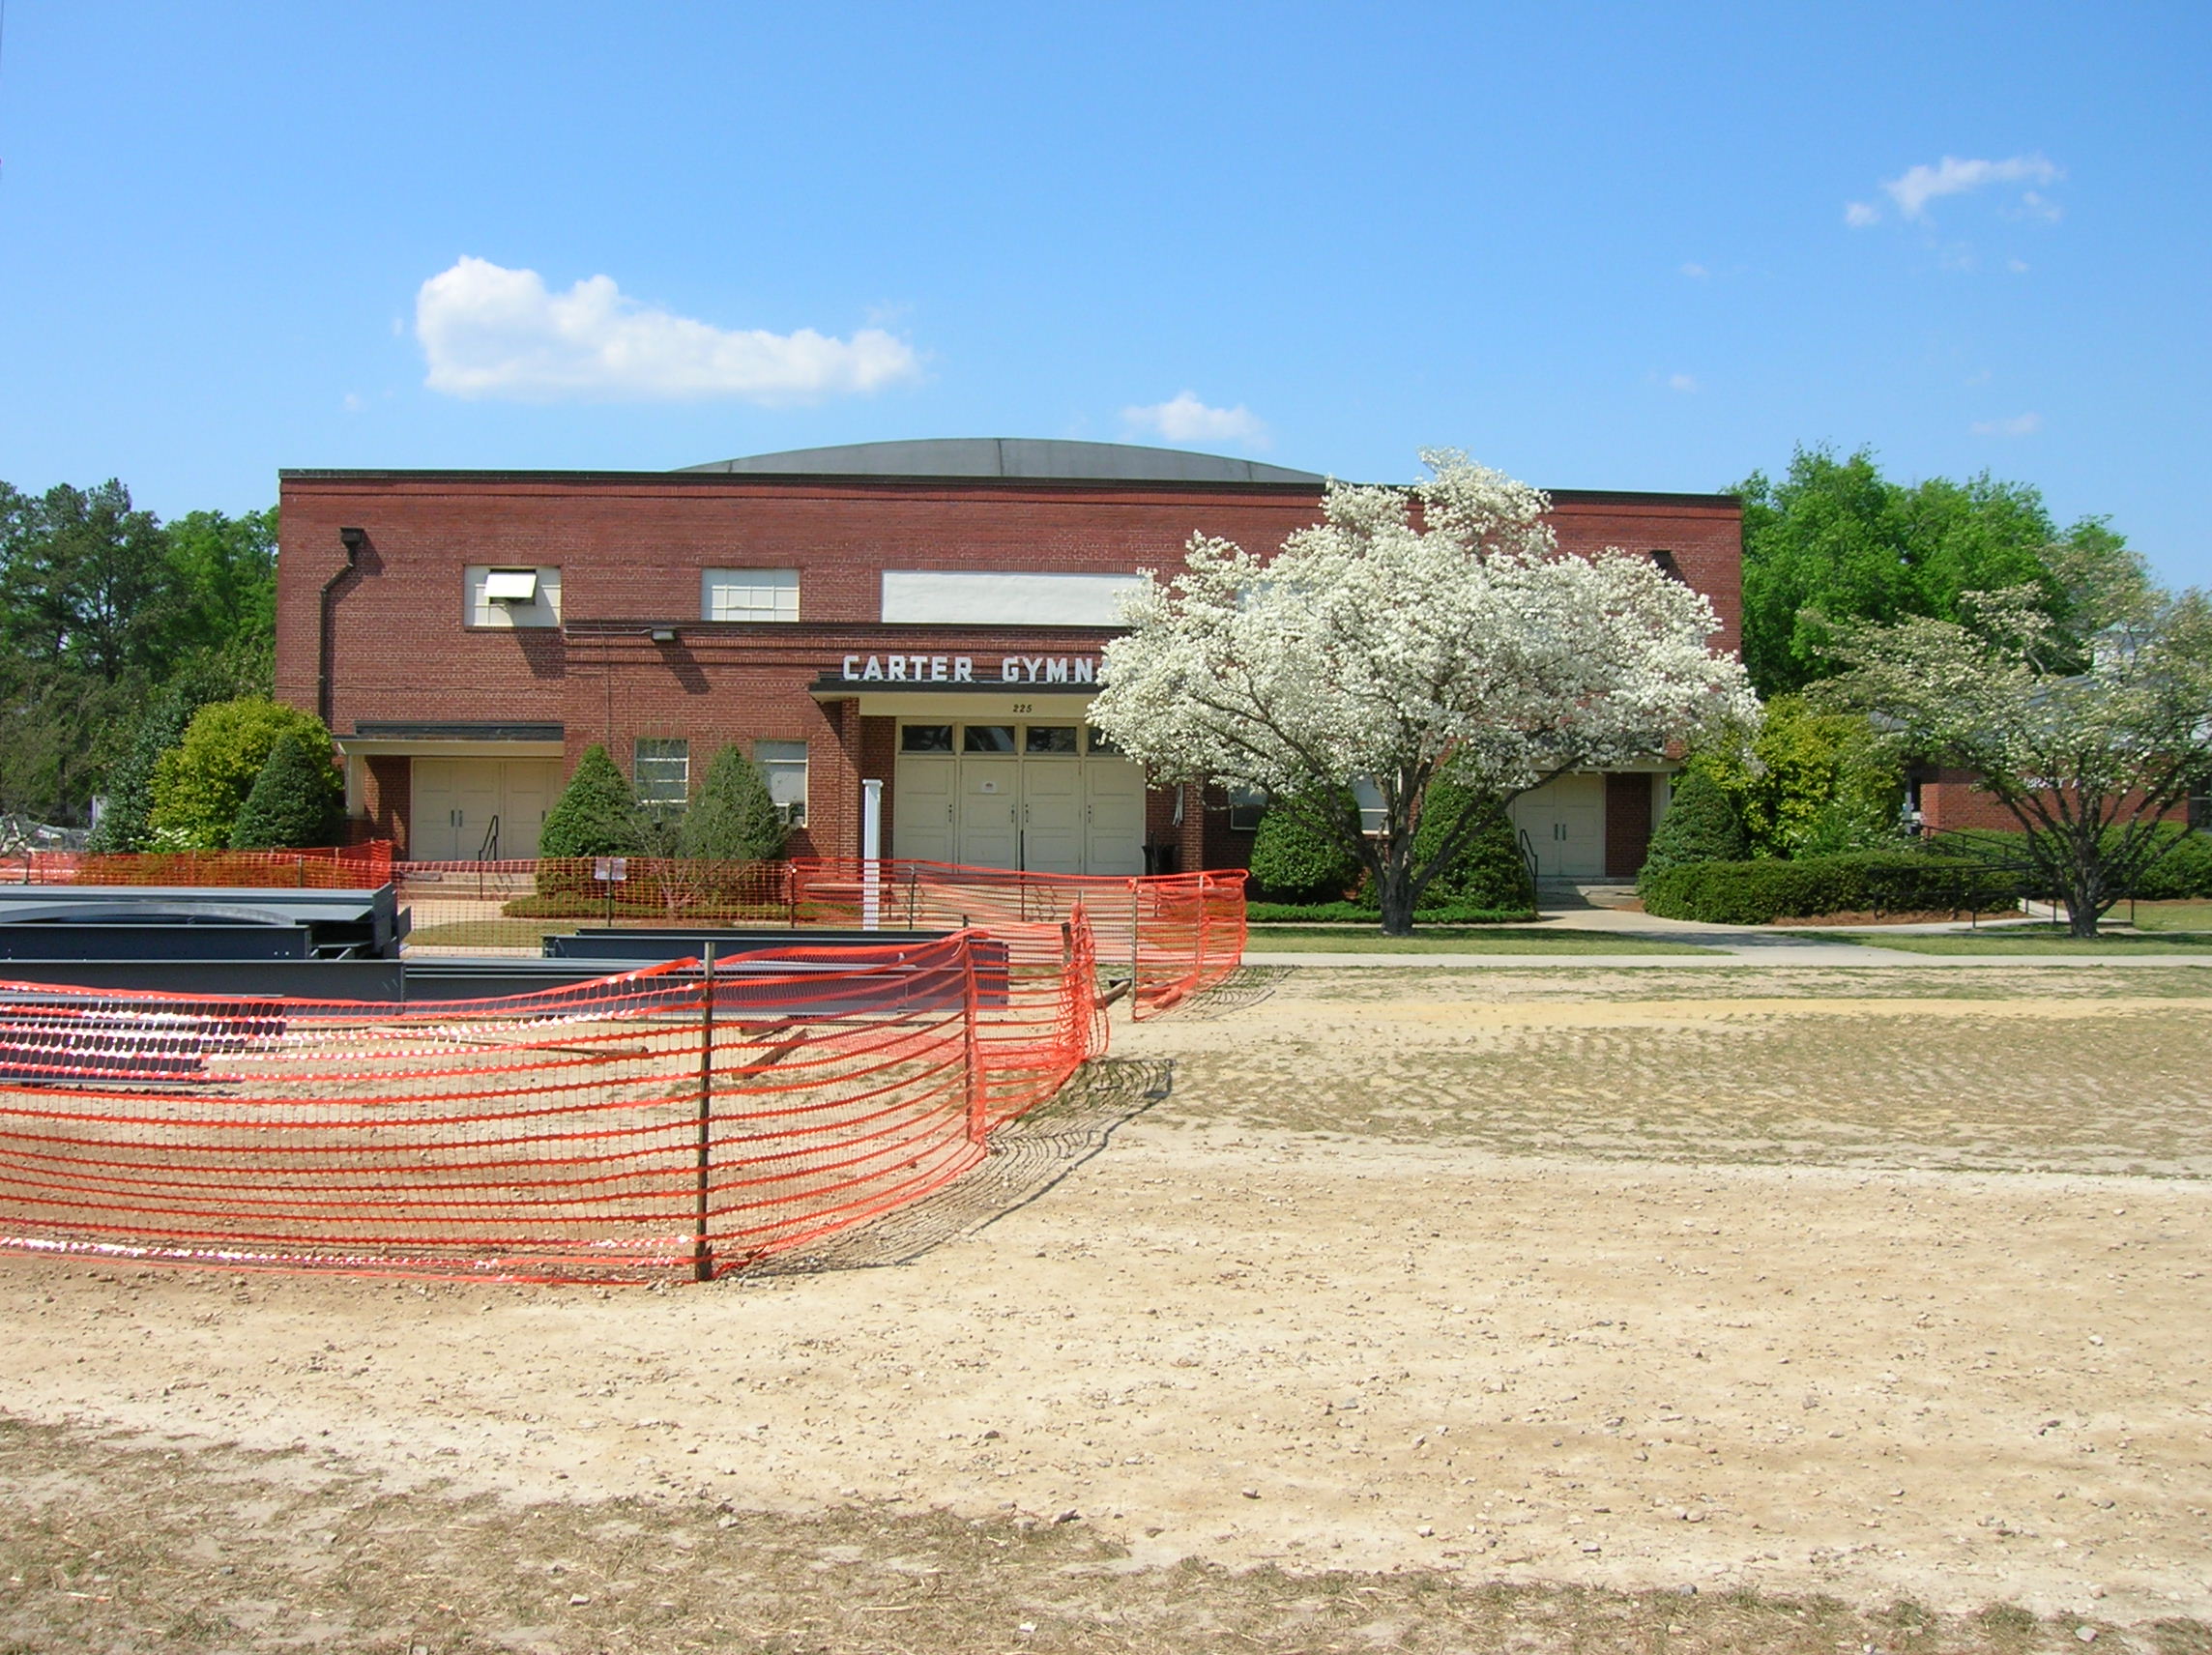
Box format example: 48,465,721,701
1247,900,1537,924
1928,826,2212,901
1641,853,2020,925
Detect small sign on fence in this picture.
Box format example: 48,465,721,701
592,857,629,883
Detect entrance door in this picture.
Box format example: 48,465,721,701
957,758,1020,869
1021,760,1085,873
407,758,564,861
1084,759,1147,876
892,754,957,862
1509,772,1606,878
500,761,562,859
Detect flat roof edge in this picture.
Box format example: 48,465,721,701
276,469,1737,508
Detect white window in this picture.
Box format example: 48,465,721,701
703,567,800,624
1227,786,1266,832
881,569,1147,625
633,739,690,807
756,740,808,827
1352,777,1386,834
466,565,562,627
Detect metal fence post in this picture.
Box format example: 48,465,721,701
962,935,986,1144
693,941,716,1282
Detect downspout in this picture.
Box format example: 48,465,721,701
319,527,366,728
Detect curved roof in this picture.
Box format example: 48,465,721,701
677,437,1323,485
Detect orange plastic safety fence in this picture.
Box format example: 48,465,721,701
389,857,1242,1017
0,915,1098,1283
1,843,395,889
783,860,1247,1018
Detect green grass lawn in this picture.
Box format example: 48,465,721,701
1805,923,2212,955
2126,900,2212,932
1243,924,1718,954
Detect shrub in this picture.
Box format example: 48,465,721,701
1690,695,1906,858
1640,852,2020,924
538,745,649,860
678,744,787,861
1412,776,1534,913
1246,899,1534,923
228,732,342,848
1932,824,2212,901
1638,770,1747,889
146,697,338,851
1247,798,1360,903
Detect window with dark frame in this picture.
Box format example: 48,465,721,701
900,724,955,753
633,738,690,807
1227,786,1266,832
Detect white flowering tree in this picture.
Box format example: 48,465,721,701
1820,587,2212,937
1088,451,1759,934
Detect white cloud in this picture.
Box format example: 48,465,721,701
1845,201,1882,229
341,392,365,414
1970,412,2043,437
414,256,921,404
1878,154,2062,221
1679,261,1710,278
1667,373,1700,393
2007,258,2030,274
1121,392,1269,449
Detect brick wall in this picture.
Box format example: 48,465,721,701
276,470,1743,861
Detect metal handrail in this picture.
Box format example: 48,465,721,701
476,814,500,863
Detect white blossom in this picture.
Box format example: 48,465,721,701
1089,450,1758,929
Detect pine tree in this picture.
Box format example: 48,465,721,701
1638,769,1750,889
228,732,342,849
538,745,648,858
678,744,788,861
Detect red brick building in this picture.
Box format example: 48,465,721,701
274,440,1742,877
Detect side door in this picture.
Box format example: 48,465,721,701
455,767,503,860
892,754,958,862
1083,758,1147,877
1019,738,1085,874
957,756,1021,869
500,761,563,860
409,759,459,861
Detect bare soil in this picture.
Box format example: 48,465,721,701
4,963,2210,1652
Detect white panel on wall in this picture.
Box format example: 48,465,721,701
881,570,1147,625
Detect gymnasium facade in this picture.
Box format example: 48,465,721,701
273,439,1743,878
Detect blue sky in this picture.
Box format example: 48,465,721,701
1,2,2207,582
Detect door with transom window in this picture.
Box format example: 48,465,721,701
891,720,1143,873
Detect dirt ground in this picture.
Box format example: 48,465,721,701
4,963,2210,1652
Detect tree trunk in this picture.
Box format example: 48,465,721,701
1376,860,1417,936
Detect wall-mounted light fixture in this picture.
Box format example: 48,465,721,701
649,626,679,643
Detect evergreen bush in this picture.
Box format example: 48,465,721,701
678,744,787,861
1638,769,1749,890
228,732,342,848
538,745,649,860
145,697,338,851
1412,774,1534,913
1247,798,1360,903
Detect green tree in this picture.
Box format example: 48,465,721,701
538,745,650,859
0,479,180,682
1822,587,2212,938
87,653,270,851
1688,695,1906,860
166,506,278,664
228,732,343,849
146,697,337,850
1735,447,2123,696
678,744,788,861
1637,769,1748,888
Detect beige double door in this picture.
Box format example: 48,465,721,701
1507,771,1606,879
409,759,563,860
894,745,1145,875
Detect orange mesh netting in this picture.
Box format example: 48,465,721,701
391,857,1245,1019
2,843,395,889
0,915,1099,1283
